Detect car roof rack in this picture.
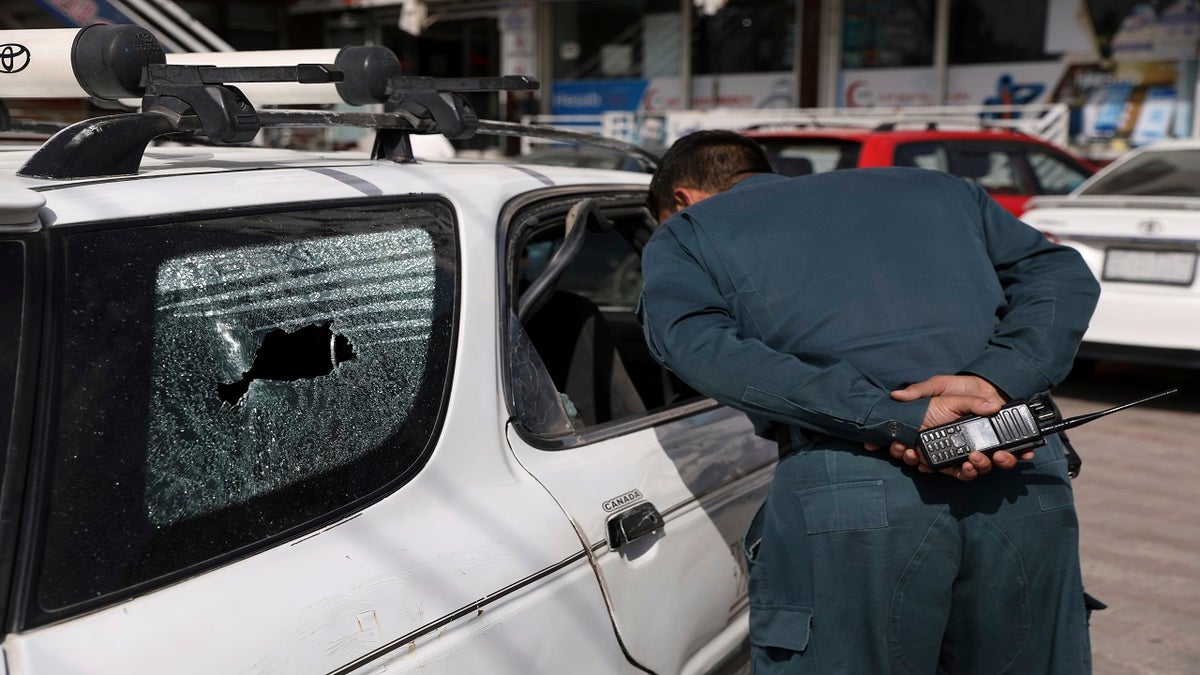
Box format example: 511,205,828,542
1,25,657,180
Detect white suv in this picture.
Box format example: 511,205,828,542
0,25,772,675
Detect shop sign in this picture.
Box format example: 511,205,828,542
501,0,535,78
839,62,1066,110
641,73,796,112
551,79,650,115
552,73,796,116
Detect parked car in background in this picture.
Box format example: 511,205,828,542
743,125,1097,217
1021,139,1200,368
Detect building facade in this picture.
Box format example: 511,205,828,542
6,0,1199,157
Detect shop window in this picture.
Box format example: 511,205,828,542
842,0,934,68
949,0,1057,64
692,0,795,75
552,1,682,80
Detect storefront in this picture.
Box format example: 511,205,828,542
828,0,1200,157
535,0,1200,156
22,0,1182,157
544,0,802,147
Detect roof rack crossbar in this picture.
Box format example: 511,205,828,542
141,62,344,144
380,75,538,145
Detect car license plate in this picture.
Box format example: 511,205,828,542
1102,248,1198,286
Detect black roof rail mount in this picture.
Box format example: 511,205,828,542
141,62,345,144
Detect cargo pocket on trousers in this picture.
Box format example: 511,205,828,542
797,480,888,534
750,604,814,654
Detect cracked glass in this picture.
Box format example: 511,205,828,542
36,201,456,617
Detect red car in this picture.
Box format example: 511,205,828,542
743,125,1097,217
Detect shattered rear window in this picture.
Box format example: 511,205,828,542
35,200,456,617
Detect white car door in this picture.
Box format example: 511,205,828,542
502,190,778,674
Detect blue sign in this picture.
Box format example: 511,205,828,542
1094,82,1134,135
551,79,650,115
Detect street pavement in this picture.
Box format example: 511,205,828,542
1054,362,1200,675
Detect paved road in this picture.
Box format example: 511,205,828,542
1053,362,1200,675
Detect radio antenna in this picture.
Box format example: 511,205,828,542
1041,388,1178,435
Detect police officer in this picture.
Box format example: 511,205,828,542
638,130,1100,673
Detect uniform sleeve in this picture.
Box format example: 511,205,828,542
958,183,1101,398
639,218,928,446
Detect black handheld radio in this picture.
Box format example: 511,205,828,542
916,388,1178,471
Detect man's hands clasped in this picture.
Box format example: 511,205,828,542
866,375,1035,481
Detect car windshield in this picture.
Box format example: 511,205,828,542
1081,148,1200,197
754,138,863,176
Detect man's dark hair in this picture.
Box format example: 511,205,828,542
647,129,774,216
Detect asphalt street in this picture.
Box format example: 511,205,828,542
1053,362,1200,675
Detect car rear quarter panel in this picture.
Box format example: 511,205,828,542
1024,202,1200,353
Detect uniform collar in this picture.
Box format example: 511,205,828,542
730,173,787,191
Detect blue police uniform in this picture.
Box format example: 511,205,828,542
639,168,1101,673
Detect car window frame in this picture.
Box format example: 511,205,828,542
1018,144,1094,196
752,136,865,174
947,140,1034,196
498,187,720,452
1,234,42,634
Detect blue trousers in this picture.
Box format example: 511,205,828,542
746,437,1091,674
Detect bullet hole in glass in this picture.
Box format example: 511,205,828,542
217,321,356,405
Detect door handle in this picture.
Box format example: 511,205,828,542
606,502,664,549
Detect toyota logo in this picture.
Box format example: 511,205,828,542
1137,218,1164,234
0,43,30,74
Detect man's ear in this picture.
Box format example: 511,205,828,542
673,187,714,209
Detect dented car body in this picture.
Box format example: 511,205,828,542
0,143,775,674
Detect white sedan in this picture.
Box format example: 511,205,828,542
1021,140,1200,368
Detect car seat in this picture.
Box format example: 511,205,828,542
523,289,646,427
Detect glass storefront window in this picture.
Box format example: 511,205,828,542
949,0,1057,64
552,0,682,80
842,0,934,68
692,0,795,75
